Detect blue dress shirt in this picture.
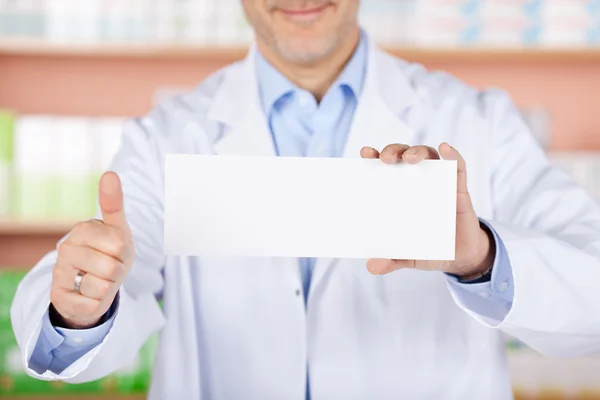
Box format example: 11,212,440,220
257,34,368,301
30,35,515,392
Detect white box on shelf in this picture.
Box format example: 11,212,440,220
0,162,9,217
44,0,71,42
154,0,176,42
0,0,18,36
88,117,124,216
126,0,148,42
73,0,102,43
541,0,599,46
172,0,193,42
520,107,551,150
54,118,95,220
411,0,481,47
13,116,55,219
550,152,600,200
215,0,246,46
360,0,418,46
103,0,130,42
18,0,46,38
509,351,600,398
0,110,14,218
99,118,125,171
186,0,213,44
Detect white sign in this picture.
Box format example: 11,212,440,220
165,155,457,260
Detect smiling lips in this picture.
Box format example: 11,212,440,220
279,3,330,22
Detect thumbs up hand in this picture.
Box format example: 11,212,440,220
50,172,135,329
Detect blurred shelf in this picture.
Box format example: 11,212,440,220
0,219,72,267
2,38,600,62
0,38,248,59
0,218,75,235
388,47,600,63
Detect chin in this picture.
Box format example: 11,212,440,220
275,36,338,64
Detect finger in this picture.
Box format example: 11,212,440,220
367,258,396,275
99,172,131,234
366,259,445,274
366,259,419,274
50,288,103,322
53,265,117,300
402,145,440,164
67,221,132,262
77,272,117,301
439,143,468,193
379,144,411,164
58,239,128,279
360,146,380,159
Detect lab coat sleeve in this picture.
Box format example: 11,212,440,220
11,117,167,382
449,90,600,357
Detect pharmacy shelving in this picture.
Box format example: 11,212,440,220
2,37,600,269
0,219,70,267
0,38,248,59
2,38,600,62
0,218,75,236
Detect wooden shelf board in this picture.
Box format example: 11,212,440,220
385,47,600,62
2,38,600,62
0,218,75,235
0,38,248,59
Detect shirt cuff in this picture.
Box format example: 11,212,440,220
28,309,69,374
54,316,115,347
445,220,514,320
29,296,119,375
54,294,119,345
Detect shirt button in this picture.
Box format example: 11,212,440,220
478,291,491,298
498,281,509,292
73,337,84,344
295,289,301,297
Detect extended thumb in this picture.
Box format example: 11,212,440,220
99,172,129,230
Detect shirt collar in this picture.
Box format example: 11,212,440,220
335,32,367,99
256,31,368,114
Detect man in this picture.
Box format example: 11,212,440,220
11,1,600,399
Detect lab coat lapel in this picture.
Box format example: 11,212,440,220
205,46,302,292
343,44,419,157
310,45,420,304
208,46,277,157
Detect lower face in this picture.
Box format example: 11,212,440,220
243,0,360,65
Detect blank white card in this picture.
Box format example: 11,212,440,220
164,155,457,260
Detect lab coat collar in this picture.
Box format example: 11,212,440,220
208,43,277,156
208,37,419,157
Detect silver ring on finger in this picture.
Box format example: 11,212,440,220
74,270,86,295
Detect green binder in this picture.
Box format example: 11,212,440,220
0,111,14,217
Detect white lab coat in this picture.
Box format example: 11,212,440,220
11,41,600,400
